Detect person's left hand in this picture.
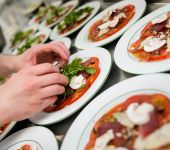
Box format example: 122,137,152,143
14,41,70,71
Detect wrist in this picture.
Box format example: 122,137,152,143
0,89,12,125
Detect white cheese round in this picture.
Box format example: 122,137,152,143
143,37,166,52
69,74,86,90
109,17,119,28
93,129,114,150
126,103,154,125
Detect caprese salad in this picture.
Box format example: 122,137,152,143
129,12,170,62
57,6,94,35
88,4,135,42
44,57,100,112
85,93,170,150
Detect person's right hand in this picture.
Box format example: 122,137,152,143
0,63,68,125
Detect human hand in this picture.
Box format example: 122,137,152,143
0,63,68,125
15,41,70,72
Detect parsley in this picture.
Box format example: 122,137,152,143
17,36,38,54
58,6,93,31
60,58,96,82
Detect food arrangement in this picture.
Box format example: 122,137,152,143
128,12,170,62
57,6,94,35
17,34,45,54
85,93,170,150
44,57,100,112
88,4,135,42
43,4,73,27
10,29,35,49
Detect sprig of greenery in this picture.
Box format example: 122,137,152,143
11,29,33,46
58,6,93,31
46,6,66,24
60,58,96,82
17,36,38,54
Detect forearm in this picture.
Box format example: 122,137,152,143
0,54,19,77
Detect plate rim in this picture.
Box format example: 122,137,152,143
0,126,58,150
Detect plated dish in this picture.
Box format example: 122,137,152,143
129,12,170,62
39,0,78,29
29,1,62,25
61,73,170,150
75,0,146,49
9,24,38,49
29,47,111,125
44,57,100,112
50,1,100,39
88,4,135,42
0,126,58,150
114,4,170,74
12,28,51,55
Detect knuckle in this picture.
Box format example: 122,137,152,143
55,85,65,94
44,63,53,71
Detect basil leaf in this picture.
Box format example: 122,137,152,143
85,67,96,74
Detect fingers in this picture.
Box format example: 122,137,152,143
32,42,70,60
51,41,70,58
38,73,68,87
41,96,57,110
39,84,65,99
32,63,60,75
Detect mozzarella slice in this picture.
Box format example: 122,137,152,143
134,123,170,150
69,74,86,90
126,103,154,125
98,21,110,30
93,129,114,150
114,112,135,129
109,17,119,28
98,28,109,37
117,13,126,19
103,10,112,22
144,37,166,52
151,14,168,25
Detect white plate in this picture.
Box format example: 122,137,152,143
75,0,146,49
29,1,62,25
61,73,170,150
114,4,170,74
50,1,101,39
12,28,51,55
29,47,112,125
23,0,43,15
0,122,16,141
51,37,71,49
39,0,78,29
0,126,58,150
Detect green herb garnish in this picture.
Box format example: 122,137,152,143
17,36,40,54
60,58,96,82
11,29,33,47
58,6,93,32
